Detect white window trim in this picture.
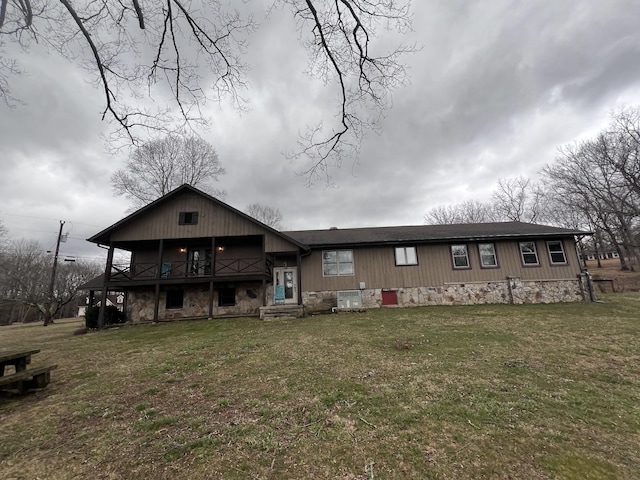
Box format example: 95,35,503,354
547,240,567,265
451,244,470,269
478,243,498,268
519,241,540,266
395,246,418,266
322,250,354,277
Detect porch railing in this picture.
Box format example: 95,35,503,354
109,258,267,281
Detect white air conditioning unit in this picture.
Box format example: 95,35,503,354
337,290,363,309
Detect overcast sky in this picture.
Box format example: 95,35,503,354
1,0,640,263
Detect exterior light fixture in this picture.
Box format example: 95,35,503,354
179,247,187,253
216,245,225,252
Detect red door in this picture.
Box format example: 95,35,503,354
381,290,398,306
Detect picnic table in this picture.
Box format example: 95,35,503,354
0,349,57,394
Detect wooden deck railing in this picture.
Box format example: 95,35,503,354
109,258,267,281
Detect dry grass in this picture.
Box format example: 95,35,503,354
586,258,640,292
1,296,640,479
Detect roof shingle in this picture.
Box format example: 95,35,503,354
283,222,590,247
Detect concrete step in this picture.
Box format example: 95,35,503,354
259,305,304,320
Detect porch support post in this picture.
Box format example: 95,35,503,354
152,238,164,322
88,290,95,308
209,236,216,318
156,239,164,279
209,281,214,318
153,283,160,322
262,278,267,306
211,236,217,278
296,250,303,305
262,236,267,306
98,245,114,329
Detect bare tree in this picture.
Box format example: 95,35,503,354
0,239,102,324
1,1,413,183
0,219,7,250
543,135,640,270
609,107,640,197
112,133,225,209
424,200,496,225
246,203,284,229
491,176,547,223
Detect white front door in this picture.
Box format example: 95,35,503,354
274,267,298,304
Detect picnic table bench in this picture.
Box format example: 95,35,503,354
0,349,58,394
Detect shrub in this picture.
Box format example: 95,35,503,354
85,305,126,329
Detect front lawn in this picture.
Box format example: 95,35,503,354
1,295,639,479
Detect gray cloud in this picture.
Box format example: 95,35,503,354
2,0,640,255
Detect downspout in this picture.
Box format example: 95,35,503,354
576,234,596,303
298,247,312,308
261,235,267,307
99,244,114,329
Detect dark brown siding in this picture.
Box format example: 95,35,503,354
109,191,298,253
300,239,581,291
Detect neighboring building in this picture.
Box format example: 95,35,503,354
77,289,125,317
84,185,592,323
582,249,620,261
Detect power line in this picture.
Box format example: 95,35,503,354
0,211,103,228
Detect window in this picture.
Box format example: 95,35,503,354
179,211,199,225
547,240,567,264
322,250,354,276
166,290,184,309
478,243,497,267
451,244,470,268
218,287,236,306
395,246,418,265
519,241,539,265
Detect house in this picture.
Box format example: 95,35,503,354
85,185,592,324
582,249,620,261
77,288,125,317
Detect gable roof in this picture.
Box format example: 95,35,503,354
87,184,308,250
283,222,591,248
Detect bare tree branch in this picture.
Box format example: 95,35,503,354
246,203,284,229
111,132,226,209
1,0,413,182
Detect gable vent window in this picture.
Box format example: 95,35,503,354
179,211,199,225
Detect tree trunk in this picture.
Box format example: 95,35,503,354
41,301,57,326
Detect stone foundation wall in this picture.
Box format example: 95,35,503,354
126,283,263,322
302,276,588,313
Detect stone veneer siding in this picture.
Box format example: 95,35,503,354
302,276,589,312
126,282,263,322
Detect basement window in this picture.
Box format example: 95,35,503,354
218,287,236,306
166,290,184,309
179,211,199,225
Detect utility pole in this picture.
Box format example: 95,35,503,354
44,221,65,326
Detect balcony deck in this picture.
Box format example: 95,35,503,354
107,258,269,285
